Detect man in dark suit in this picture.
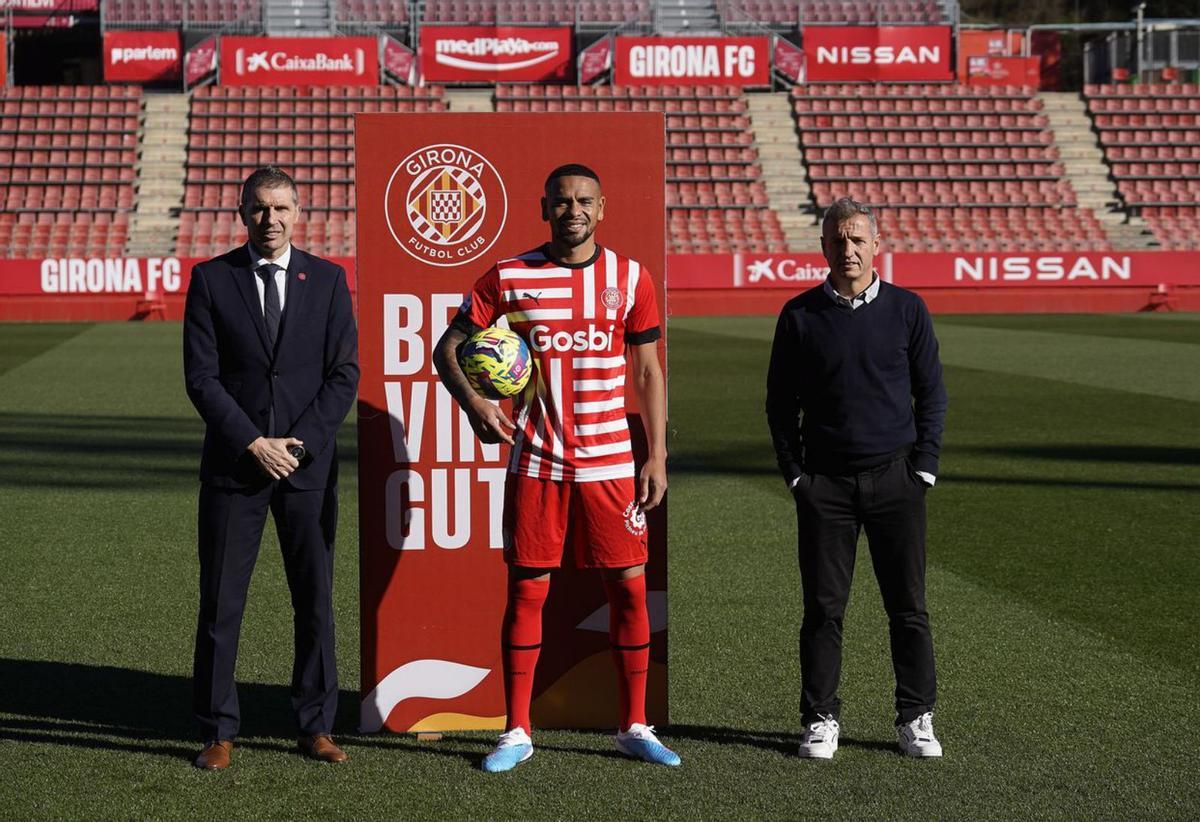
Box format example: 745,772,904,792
766,197,947,760
183,167,359,770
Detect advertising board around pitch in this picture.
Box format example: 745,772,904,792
355,113,667,733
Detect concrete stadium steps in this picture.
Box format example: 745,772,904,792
1040,91,1155,250
128,93,187,258
656,0,720,33
746,92,817,251
266,0,332,35
445,90,496,113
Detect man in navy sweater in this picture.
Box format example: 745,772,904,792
765,197,948,759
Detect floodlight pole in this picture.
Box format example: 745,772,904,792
1134,2,1146,80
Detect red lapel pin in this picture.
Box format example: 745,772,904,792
298,272,307,281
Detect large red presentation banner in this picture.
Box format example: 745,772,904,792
354,113,667,733
220,36,378,86
419,26,573,83
803,26,953,83
103,30,181,83
614,36,770,86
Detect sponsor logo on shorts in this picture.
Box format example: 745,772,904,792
623,501,647,537
384,143,508,267
601,286,623,310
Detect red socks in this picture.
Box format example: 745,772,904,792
603,574,651,732
500,576,549,734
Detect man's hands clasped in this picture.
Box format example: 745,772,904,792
249,436,305,480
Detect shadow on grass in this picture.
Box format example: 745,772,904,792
667,724,897,756
0,658,363,762
955,444,1200,466
0,412,358,490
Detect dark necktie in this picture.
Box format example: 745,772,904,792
257,263,282,346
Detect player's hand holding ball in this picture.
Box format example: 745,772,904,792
458,327,531,445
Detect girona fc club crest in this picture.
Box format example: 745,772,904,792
384,143,508,267
601,286,623,311
623,501,647,537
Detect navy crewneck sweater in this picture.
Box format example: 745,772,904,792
766,280,947,482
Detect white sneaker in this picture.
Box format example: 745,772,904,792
898,712,942,758
798,715,839,759
614,723,681,766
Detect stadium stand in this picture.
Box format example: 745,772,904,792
0,85,139,258
103,0,264,25
720,0,945,26
334,0,410,27
420,0,651,24
1084,82,1200,251
495,84,787,253
178,85,448,258
790,82,1111,252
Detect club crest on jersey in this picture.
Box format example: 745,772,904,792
384,143,508,268
601,286,623,311
623,501,647,536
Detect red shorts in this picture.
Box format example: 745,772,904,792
502,473,648,569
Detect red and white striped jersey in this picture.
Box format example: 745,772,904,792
454,244,661,482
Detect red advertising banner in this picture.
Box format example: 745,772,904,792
0,33,6,87
221,36,378,86
355,113,667,733
419,26,573,83
103,30,181,83
578,35,612,85
0,255,357,296
803,26,953,83
382,34,415,83
185,36,218,88
773,36,804,84
966,55,1040,87
1,0,92,23
665,252,1200,290
615,36,770,86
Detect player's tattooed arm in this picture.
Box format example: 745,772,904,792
433,325,516,445
630,340,667,511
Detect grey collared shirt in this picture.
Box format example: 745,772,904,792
823,271,880,309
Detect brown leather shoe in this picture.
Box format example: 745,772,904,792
298,734,348,763
194,740,233,770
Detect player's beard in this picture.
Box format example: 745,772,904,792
556,221,594,249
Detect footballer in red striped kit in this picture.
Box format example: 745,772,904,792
433,163,680,771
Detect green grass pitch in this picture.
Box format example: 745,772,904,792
1,313,1198,819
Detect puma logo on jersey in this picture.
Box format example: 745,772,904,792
521,291,543,304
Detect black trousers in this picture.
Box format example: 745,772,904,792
793,456,936,725
193,481,339,741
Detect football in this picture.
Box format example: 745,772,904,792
458,326,533,400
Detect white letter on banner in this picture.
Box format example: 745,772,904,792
430,468,470,549
386,469,425,550
430,293,462,376
162,258,181,291
954,258,983,282
478,467,507,548
40,260,58,293
384,380,427,462
384,294,424,376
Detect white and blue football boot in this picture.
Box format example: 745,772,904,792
481,727,533,773
614,723,682,767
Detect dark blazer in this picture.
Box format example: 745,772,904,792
183,245,359,490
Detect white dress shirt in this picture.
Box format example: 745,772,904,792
249,243,291,313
